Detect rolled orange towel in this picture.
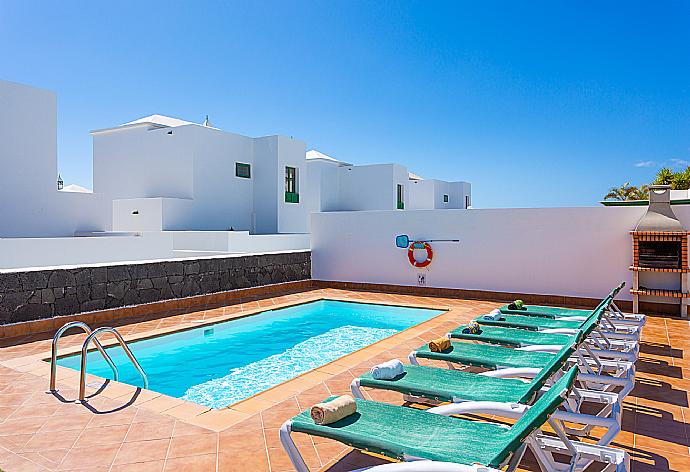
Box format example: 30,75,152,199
428,337,451,352
310,395,357,425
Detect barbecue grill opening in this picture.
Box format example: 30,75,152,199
638,240,682,269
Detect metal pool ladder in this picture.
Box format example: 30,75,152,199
49,322,149,402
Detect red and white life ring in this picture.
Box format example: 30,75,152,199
408,241,433,268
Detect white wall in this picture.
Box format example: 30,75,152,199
226,232,311,253
335,164,408,211
252,136,280,234
253,135,309,234
113,198,164,231
0,233,174,269
0,231,310,269
0,80,109,237
187,126,254,231
409,180,472,210
93,124,195,200
94,124,259,232
305,160,335,214
276,136,309,234
311,206,690,301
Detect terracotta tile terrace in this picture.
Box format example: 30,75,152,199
0,287,688,471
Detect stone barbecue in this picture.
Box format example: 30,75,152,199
630,185,689,317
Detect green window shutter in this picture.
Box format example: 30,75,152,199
285,166,297,193
285,166,299,203
396,184,404,209
235,162,251,178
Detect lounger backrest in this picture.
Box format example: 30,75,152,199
590,294,613,313
580,303,608,338
528,341,577,392
610,281,626,299
488,366,578,467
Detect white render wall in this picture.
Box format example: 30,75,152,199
311,206,690,301
0,80,109,237
305,160,341,213
0,234,174,269
0,231,310,269
408,180,471,210
305,161,410,214
337,164,409,211
276,136,309,234
93,125,195,200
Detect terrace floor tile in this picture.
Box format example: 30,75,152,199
0,287,686,472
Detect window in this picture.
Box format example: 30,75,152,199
443,194,449,203
235,162,251,178
285,166,299,203
465,195,471,208
396,184,404,210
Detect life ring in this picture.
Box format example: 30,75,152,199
408,241,433,268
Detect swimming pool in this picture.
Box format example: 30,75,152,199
57,300,443,408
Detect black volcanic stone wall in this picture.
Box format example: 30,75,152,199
0,251,310,324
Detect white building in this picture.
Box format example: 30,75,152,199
91,115,309,234
408,175,472,210
0,80,472,268
305,150,471,218
305,150,409,213
0,80,109,238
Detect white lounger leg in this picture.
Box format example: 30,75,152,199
426,391,622,448
351,378,365,399
280,421,310,472
527,430,630,471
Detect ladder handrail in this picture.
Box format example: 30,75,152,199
78,326,148,402
49,321,118,391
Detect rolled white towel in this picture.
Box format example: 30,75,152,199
483,309,502,321
370,359,405,380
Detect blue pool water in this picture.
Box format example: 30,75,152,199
57,300,442,408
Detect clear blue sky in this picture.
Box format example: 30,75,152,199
2,1,689,207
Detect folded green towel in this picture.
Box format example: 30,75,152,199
508,300,525,310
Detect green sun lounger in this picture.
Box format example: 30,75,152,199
498,282,640,324
450,317,638,363
353,340,625,447
280,367,629,472
481,313,594,330
499,293,612,318
353,342,573,404
500,303,602,318
408,338,636,401
412,340,557,370
449,324,577,347
479,307,641,341
485,302,606,329
355,364,540,403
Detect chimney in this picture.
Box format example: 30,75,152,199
634,185,685,233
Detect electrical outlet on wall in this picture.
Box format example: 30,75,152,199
417,273,426,286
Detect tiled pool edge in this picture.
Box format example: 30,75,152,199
5,278,681,342
1,294,454,431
